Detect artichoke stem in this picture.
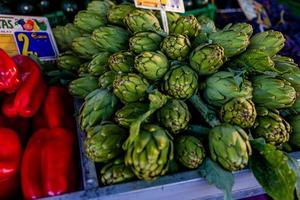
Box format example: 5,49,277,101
187,125,210,136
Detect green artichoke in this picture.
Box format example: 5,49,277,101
253,109,291,146
124,9,164,34
155,11,180,27
161,34,191,61
57,51,84,72
223,23,253,37
71,36,101,59
189,44,225,75
175,136,205,169
92,26,130,53
108,51,134,73
220,97,257,128
289,115,300,149
134,51,169,81
87,0,114,17
53,23,82,51
69,76,99,99
88,52,110,76
80,89,119,131
208,30,249,57
125,124,174,180
170,15,201,38
113,73,149,103
99,71,117,89
162,64,198,100
107,4,135,26
129,32,163,54
252,75,296,109
100,158,135,185
157,99,191,134
291,94,300,113
84,122,127,162
204,71,253,107
209,123,252,171
74,11,107,33
115,102,149,128
248,30,285,57
78,62,90,77
197,15,216,33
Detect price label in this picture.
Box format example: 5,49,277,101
134,0,185,13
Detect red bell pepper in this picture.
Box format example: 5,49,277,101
2,55,47,118
0,127,22,200
21,127,78,200
0,49,20,93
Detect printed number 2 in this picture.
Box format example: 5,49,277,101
17,33,38,56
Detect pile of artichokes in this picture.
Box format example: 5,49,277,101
53,0,300,188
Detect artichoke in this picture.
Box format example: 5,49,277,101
100,158,135,185
134,51,169,81
124,9,164,34
115,102,149,128
157,99,191,134
208,30,249,57
209,124,252,171
113,73,149,103
69,76,99,99
57,51,84,72
220,97,257,128
88,52,110,76
155,11,180,27
291,94,300,114
161,34,191,61
107,4,135,26
99,71,117,89
80,89,119,131
74,11,107,33
53,23,82,51
71,36,101,59
189,44,225,75
84,122,127,162
197,15,216,33
92,26,130,53
175,136,205,169
204,71,253,107
252,75,296,109
162,64,198,100
289,115,300,149
170,15,201,38
78,62,90,77
253,109,291,146
129,32,162,54
87,0,114,17
248,30,285,57
223,23,253,37
108,51,134,73
125,124,174,180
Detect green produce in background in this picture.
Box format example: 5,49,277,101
197,15,216,33
107,4,135,26
155,11,180,27
253,109,291,146
125,124,174,180
115,102,149,128
288,115,300,149
113,73,149,103
57,51,84,72
74,11,107,33
99,71,117,89
88,52,111,76
100,157,135,185
134,51,169,80
92,26,130,53
78,62,90,77
204,71,253,107
220,97,257,128
175,136,205,169
161,34,191,61
80,89,119,131
129,32,163,54
87,0,114,17
108,51,134,73
72,36,101,59
162,64,198,100
252,75,296,109
223,23,253,37
248,30,285,57
209,124,252,171
69,76,99,99
84,122,127,162
53,23,82,51
170,15,201,38
157,99,191,134
189,44,225,75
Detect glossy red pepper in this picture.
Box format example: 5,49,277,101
2,55,47,118
0,127,22,200
21,128,77,200
0,49,20,93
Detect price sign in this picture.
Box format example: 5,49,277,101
134,0,185,13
